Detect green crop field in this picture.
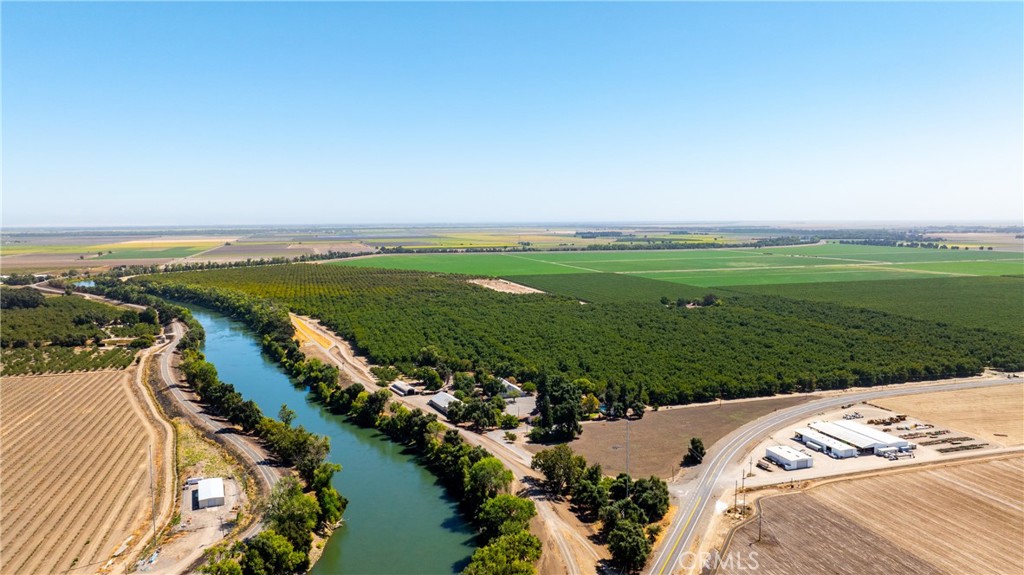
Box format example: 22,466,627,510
336,253,591,275
334,244,1024,287
733,276,1024,338
96,246,209,259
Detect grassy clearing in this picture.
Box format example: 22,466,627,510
173,418,244,480
733,276,1024,337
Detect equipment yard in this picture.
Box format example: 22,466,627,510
874,383,1024,446
719,455,1024,575
0,370,171,575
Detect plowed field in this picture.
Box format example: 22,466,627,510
0,371,166,575
721,456,1024,575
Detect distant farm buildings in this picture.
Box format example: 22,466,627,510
428,392,460,415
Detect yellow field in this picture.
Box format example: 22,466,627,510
0,371,171,575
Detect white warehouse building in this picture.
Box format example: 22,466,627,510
428,392,460,415
765,445,813,470
808,420,910,455
197,478,225,509
793,428,859,459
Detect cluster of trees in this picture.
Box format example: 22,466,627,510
659,293,721,308
0,286,44,308
1,346,137,376
128,265,1022,413
531,445,668,571
310,384,542,574
0,273,38,286
2,293,122,347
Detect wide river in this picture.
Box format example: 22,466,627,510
185,304,476,574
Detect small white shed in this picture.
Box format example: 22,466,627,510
197,478,225,508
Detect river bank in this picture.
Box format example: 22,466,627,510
184,304,478,574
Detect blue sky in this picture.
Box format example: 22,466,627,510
3,2,1021,227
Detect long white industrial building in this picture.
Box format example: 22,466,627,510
806,420,910,455
793,427,859,458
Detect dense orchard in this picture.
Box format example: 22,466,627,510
134,264,1023,407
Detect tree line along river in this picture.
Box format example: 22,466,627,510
184,304,476,574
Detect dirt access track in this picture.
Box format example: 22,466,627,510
290,313,603,575
719,455,1024,575
0,366,174,575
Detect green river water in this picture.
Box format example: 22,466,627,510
185,304,475,574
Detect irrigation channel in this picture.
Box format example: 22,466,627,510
185,304,477,574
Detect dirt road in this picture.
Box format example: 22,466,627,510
291,314,601,574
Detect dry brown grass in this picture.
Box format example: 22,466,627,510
721,456,1024,575
529,396,811,478
875,383,1024,446
0,371,167,575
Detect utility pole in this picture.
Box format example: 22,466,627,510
149,445,156,540
625,419,631,499
734,480,738,509
757,509,763,542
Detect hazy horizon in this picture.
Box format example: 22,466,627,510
3,2,1022,227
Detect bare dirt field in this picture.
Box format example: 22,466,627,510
468,278,545,294
874,384,1024,446
531,396,811,478
0,370,170,575
193,241,372,261
720,456,1024,575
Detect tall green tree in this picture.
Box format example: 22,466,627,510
477,494,536,542
530,444,586,496
240,530,305,575
265,477,319,556
466,457,514,512
608,520,651,572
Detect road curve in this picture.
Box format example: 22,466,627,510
157,321,282,498
646,376,1021,575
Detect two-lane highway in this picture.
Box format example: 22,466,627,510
647,376,1021,575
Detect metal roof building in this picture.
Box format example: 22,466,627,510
197,478,225,509
832,420,909,451
428,392,460,415
793,428,859,459
809,420,910,454
766,445,813,470
389,382,416,396
498,378,523,398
